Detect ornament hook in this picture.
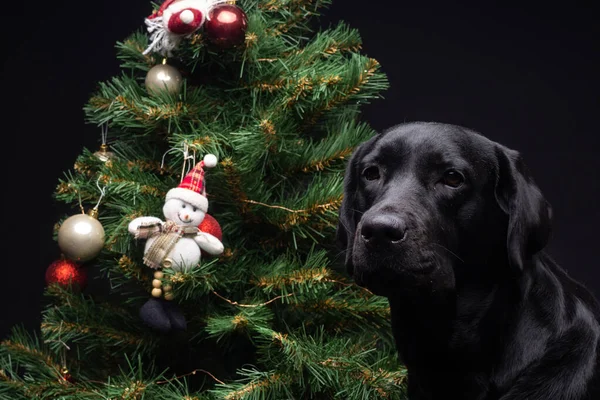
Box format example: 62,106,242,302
95,178,109,208
161,142,197,182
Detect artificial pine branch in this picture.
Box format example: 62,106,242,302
4,0,407,397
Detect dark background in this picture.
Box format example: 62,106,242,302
2,1,598,339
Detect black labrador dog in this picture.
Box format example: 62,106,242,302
336,122,600,399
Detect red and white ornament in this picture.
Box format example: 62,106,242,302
143,0,232,55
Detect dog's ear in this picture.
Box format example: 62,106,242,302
494,145,553,271
336,143,368,273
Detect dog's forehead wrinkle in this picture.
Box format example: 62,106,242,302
384,121,498,160
365,136,411,166
370,136,454,178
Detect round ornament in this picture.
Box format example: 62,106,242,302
145,63,183,96
199,213,222,241
45,259,87,289
57,212,105,262
205,4,248,48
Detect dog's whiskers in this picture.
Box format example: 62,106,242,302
349,208,364,216
432,243,465,263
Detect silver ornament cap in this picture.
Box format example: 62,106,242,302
58,212,105,262
145,63,183,96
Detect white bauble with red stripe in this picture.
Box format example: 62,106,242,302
143,0,231,56
162,0,205,35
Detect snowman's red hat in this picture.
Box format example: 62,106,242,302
166,154,218,212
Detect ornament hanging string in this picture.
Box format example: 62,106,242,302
94,122,117,162
43,325,73,382
74,177,110,215
100,123,109,147
77,190,85,215
94,178,109,211
161,142,196,182
212,291,294,308
156,368,225,385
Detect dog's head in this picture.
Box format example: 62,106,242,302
336,122,553,296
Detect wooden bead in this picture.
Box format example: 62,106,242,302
151,288,162,298
152,279,162,288
163,285,173,292
154,271,164,279
164,292,174,301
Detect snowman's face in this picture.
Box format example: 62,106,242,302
163,198,206,226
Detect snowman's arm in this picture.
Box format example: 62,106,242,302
128,216,164,238
194,232,224,255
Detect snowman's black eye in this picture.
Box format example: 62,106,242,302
192,207,197,212
181,204,186,209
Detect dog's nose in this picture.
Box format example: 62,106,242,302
361,214,407,246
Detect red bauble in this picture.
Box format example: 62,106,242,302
204,4,248,48
45,259,87,289
199,213,223,241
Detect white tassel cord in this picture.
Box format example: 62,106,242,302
143,16,182,56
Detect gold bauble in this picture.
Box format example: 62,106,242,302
57,213,105,262
145,63,183,96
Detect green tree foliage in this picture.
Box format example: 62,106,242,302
1,1,407,398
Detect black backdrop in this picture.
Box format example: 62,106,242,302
2,1,598,339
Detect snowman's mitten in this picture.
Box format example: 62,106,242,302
128,217,164,238
194,232,224,255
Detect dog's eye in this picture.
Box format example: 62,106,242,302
442,170,464,188
363,166,381,181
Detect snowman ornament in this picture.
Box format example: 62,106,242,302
128,153,223,332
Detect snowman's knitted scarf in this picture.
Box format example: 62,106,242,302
137,220,199,270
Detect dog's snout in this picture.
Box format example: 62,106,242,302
361,214,407,246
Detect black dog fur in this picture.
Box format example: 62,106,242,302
336,122,600,399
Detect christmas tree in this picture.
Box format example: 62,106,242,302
0,1,406,398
